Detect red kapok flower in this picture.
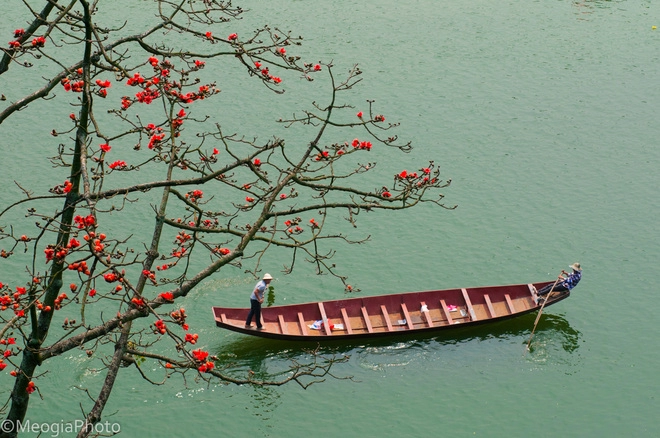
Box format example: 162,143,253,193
228,33,238,41
159,292,174,301
382,191,392,198
31,36,45,47
314,64,322,71
357,111,363,118
278,47,286,55
99,143,111,153
253,158,261,167
192,349,208,362
205,31,213,40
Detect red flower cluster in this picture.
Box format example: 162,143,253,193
146,123,165,150
170,308,188,330
96,79,111,97
135,87,160,104
68,260,90,276
142,269,157,284
14,29,25,38
314,151,330,161
103,273,119,283
192,349,208,362
31,36,45,47
374,114,386,122
26,381,36,394
131,297,145,308
99,143,111,153
185,189,203,203
214,247,231,256
53,293,68,310
159,292,174,301
108,160,127,170
309,218,319,229
62,180,73,193
185,333,199,344
154,319,166,335
198,361,214,373
253,158,261,167
0,287,27,314
74,214,96,229
61,77,85,93
255,63,282,84
228,33,238,41
351,138,372,150
126,72,146,86
191,345,215,373
85,231,106,253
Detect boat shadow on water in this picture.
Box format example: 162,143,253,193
210,312,581,375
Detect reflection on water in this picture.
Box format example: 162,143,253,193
572,0,622,15
212,312,582,376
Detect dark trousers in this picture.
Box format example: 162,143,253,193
245,299,262,328
538,282,568,296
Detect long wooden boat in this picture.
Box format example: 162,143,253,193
212,281,569,341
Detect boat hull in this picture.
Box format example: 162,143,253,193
212,281,569,341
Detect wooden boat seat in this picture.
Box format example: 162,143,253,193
439,300,454,325
340,308,354,334
278,314,288,334
504,294,515,314
361,306,374,333
381,305,394,331
297,312,308,336
461,288,477,321
420,301,433,327
483,294,496,318
318,302,332,335
400,303,414,329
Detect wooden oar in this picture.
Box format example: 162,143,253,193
526,275,562,351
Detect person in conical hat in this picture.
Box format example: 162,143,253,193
245,273,273,330
536,263,582,301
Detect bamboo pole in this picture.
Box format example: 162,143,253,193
526,274,562,351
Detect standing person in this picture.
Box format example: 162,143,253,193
536,262,582,302
245,273,272,329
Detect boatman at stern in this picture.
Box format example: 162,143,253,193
536,262,582,303
245,273,272,330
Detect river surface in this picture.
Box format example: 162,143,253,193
1,0,659,436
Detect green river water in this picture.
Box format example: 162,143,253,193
1,0,659,436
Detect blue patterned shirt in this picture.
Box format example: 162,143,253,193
561,270,582,290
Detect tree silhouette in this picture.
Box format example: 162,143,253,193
0,1,453,436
